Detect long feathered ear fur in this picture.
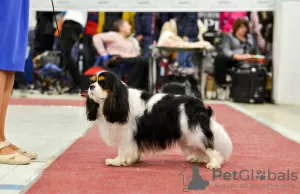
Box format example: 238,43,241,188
103,81,129,124
86,96,100,121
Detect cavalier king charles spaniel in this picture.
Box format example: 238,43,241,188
86,71,232,169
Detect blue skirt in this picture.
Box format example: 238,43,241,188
0,0,30,72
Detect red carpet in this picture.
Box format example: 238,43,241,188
26,104,300,194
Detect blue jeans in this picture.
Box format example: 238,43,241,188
141,35,153,58
176,38,197,68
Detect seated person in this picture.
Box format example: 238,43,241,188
92,19,148,90
214,18,260,98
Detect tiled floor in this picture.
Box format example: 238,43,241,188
1,92,91,194
0,91,299,194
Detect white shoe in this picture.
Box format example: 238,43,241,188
217,88,226,100
4,140,38,160
0,142,31,165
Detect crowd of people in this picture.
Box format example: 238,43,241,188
16,11,274,99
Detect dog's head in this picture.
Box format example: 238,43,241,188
86,71,129,124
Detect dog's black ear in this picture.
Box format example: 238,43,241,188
103,81,129,124
86,96,100,121
206,106,214,118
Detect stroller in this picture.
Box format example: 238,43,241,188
33,51,65,95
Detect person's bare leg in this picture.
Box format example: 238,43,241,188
0,71,37,160
0,71,22,150
0,71,15,155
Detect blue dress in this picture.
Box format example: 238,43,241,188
0,0,30,72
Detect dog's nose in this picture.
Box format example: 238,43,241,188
89,85,95,90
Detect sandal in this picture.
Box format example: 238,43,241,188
0,142,31,165
4,140,38,160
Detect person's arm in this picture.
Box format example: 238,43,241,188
222,35,234,58
92,32,116,56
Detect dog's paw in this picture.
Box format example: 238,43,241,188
206,161,221,169
105,158,128,167
187,155,209,163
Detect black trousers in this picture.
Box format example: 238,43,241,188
82,34,98,71
110,56,149,91
214,54,238,87
60,20,83,87
14,72,28,89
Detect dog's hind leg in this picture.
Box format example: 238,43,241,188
179,104,223,169
187,152,210,164
203,148,224,169
184,126,224,169
178,140,209,163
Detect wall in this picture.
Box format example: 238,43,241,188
273,0,300,105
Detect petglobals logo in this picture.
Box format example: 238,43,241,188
212,169,298,181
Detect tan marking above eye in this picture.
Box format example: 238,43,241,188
98,76,105,81
104,89,110,94
90,76,96,82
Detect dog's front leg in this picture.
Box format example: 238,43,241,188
106,141,140,167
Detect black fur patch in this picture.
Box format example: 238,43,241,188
99,71,130,124
140,91,153,103
184,100,214,149
86,96,99,121
134,95,214,152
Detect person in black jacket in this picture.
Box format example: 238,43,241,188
33,12,56,57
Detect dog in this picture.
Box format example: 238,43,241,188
157,19,214,50
85,71,232,169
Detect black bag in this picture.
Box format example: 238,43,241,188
230,63,267,103
161,82,191,95
160,76,193,96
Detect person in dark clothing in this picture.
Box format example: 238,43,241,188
214,18,260,99
134,13,155,58
109,57,149,90
60,11,87,93
33,12,56,57
83,12,99,69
